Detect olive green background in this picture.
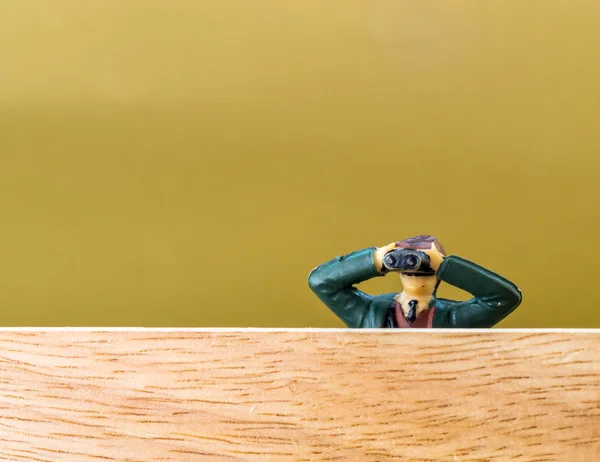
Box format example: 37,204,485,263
1,1,598,327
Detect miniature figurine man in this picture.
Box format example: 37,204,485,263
308,235,522,328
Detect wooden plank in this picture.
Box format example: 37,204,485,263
0,330,598,461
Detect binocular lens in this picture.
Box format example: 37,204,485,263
405,255,419,269
382,249,431,273
383,254,397,267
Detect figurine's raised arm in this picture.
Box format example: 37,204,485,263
308,245,396,327
433,256,523,328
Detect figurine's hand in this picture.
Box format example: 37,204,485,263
374,243,397,273
422,243,445,272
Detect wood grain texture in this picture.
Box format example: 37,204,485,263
0,330,598,461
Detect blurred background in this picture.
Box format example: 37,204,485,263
0,1,598,327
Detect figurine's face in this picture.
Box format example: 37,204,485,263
396,241,443,296
398,273,439,296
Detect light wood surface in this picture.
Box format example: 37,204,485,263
0,330,598,461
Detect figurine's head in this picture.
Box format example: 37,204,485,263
395,235,446,296
395,235,446,256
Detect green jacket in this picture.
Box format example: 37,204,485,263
308,247,522,328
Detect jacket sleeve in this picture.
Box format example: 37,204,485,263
308,247,384,327
434,255,522,328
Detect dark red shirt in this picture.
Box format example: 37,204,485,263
393,300,436,328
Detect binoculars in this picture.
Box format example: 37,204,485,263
382,249,434,275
